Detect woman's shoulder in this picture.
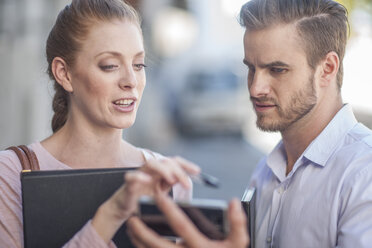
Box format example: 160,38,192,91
0,147,25,246
0,142,69,173
0,146,25,196
0,146,24,174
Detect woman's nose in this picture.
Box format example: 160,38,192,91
118,66,137,89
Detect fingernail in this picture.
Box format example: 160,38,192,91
231,198,241,210
193,165,201,173
185,178,192,189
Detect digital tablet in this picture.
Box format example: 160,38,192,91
21,168,136,248
139,196,229,240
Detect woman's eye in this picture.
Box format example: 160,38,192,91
133,64,147,71
100,65,118,71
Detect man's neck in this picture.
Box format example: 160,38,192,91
281,98,343,176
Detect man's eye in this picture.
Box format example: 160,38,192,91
271,67,287,73
133,64,147,71
100,65,118,71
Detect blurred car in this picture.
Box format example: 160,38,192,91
173,67,250,136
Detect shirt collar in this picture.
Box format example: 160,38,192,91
303,104,357,167
266,104,357,181
267,141,287,182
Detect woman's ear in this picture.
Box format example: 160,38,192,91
318,51,339,88
51,57,74,92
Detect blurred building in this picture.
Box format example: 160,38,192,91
0,0,70,149
0,0,371,155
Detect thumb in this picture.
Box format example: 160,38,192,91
226,198,250,247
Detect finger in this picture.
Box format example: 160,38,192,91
155,193,209,247
145,158,191,189
127,216,178,248
109,171,152,206
107,171,153,219
164,158,193,189
172,156,200,175
143,158,178,185
127,231,147,248
124,171,153,195
127,226,148,248
224,198,250,247
125,171,153,186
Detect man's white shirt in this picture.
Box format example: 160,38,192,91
249,104,372,247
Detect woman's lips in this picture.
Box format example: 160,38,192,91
112,99,136,113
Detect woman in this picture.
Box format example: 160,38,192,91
0,0,199,247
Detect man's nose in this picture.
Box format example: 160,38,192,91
249,72,271,97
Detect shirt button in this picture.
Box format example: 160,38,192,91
277,186,284,194
266,236,272,243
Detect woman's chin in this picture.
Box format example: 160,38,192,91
115,120,136,130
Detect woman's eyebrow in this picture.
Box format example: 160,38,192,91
94,50,145,59
94,51,121,58
134,51,145,58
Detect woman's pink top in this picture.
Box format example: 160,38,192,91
0,142,191,247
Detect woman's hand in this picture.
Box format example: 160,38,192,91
127,193,250,248
91,156,200,243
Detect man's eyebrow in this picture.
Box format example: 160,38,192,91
243,60,289,68
260,61,290,68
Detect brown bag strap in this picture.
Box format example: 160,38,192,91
6,145,40,171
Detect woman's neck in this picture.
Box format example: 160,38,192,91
41,119,143,169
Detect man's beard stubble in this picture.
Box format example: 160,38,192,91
253,75,317,133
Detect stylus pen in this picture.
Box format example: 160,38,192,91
191,172,220,188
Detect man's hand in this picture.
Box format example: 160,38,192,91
127,193,250,248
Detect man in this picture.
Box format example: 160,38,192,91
127,0,372,247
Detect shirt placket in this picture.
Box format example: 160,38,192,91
266,183,286,248
266,158,305,247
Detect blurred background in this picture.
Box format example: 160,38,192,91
0,0,371,201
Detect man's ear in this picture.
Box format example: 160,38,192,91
51,57,74,92
318,51,339,88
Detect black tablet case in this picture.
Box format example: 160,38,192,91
21,168,137,248
241,187,256,248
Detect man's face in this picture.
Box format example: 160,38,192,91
243,24,317,132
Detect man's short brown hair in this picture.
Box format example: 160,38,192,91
240,0,349,90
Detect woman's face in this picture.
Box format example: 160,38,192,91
69,19,146,130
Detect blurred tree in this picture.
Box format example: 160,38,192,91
337,0,372,14
336,0,372,37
